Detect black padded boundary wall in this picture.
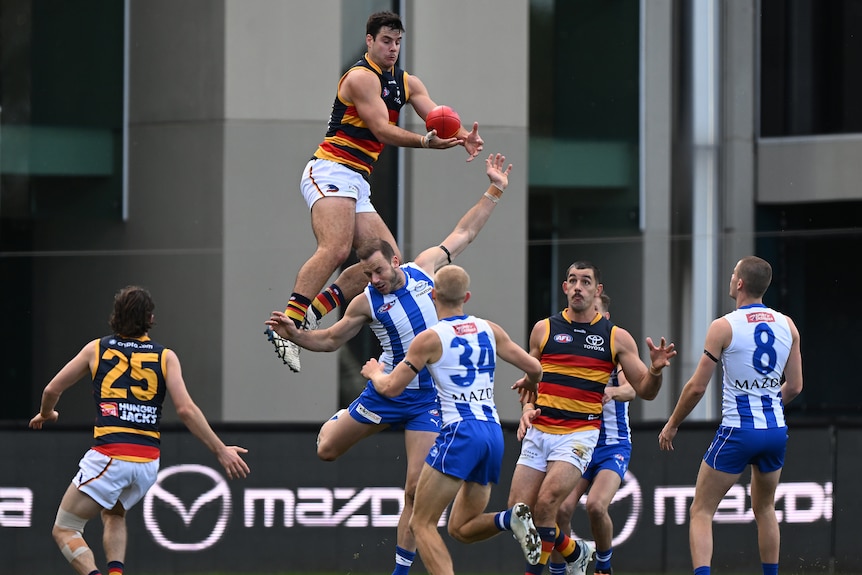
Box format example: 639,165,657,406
1,421,855,574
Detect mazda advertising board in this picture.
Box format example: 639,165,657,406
1,424,852,574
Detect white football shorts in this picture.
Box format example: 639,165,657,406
72,448,159,510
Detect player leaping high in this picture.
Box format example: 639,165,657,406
266,10,483,372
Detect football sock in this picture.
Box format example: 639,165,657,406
391,545,415,575
694,566,711,575
87,571,101,575
553,525,578,560
285,294,311,328
107,561,124,575
548,562,567,575
762,563,778,575
311,283,345,321
595,547,612,571
494,508,513,531
526,525,557,575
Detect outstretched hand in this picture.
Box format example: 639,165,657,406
265,311,303,341
646,336,677,372
485,153,513,190
217,445,251,479
425,128,461,151
511,374,536,405
462,122,484,161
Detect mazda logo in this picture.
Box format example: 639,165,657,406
143,464,231,551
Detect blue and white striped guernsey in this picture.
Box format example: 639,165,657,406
720,303,793,429
426,314,500,427
364,262,438,391
597,368,631,446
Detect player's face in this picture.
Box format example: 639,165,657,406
729,260,742,299
563,268,599,313
361,251,401,295
366,27,402,69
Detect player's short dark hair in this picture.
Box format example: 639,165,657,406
737,256,772,298
357,238,396,262
367,11,404,38
566,260,602,284
599,292,611,313
109,285,155,338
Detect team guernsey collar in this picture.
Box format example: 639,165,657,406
562,308,603,325
738,303,767,309
363,52,392,75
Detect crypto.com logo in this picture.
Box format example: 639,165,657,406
143,464,231,551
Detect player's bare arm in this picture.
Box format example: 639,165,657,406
614,326,676,400
360,329,442,397
343,69,458,150
658,318,726,450
604,377,636,404
413,153,512,275
491,321,542,394
407,74,483,160
266,295,372,352
512,318,549,408
28,340,96,429
781,317,804,404
164,350,249,479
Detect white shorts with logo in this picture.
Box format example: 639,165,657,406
516,427,599,475
72,449,160,510
301,158,376,213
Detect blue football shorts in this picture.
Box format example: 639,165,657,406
426,420,504,485
582,441,632,482
703,425,788,474
347,381,441,433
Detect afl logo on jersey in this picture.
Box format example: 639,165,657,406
382,87,390,98
377,302,396,314
586,335,605,346
554,334,573,343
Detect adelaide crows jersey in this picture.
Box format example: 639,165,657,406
314,53,410,175
90,335,167,462
532,310,617,435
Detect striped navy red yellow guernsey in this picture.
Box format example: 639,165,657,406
532,310,617,434
90,335,168,462
313,53,410,175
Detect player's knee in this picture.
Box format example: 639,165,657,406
447,521,471,543
409,516,433,539
403,482,418,505
585,498,607,520
557,501,576,524
317,244,353,268
54,509,91,563
315,433,345,462
316,441,339,462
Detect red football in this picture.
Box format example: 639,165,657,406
425,105,462,139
